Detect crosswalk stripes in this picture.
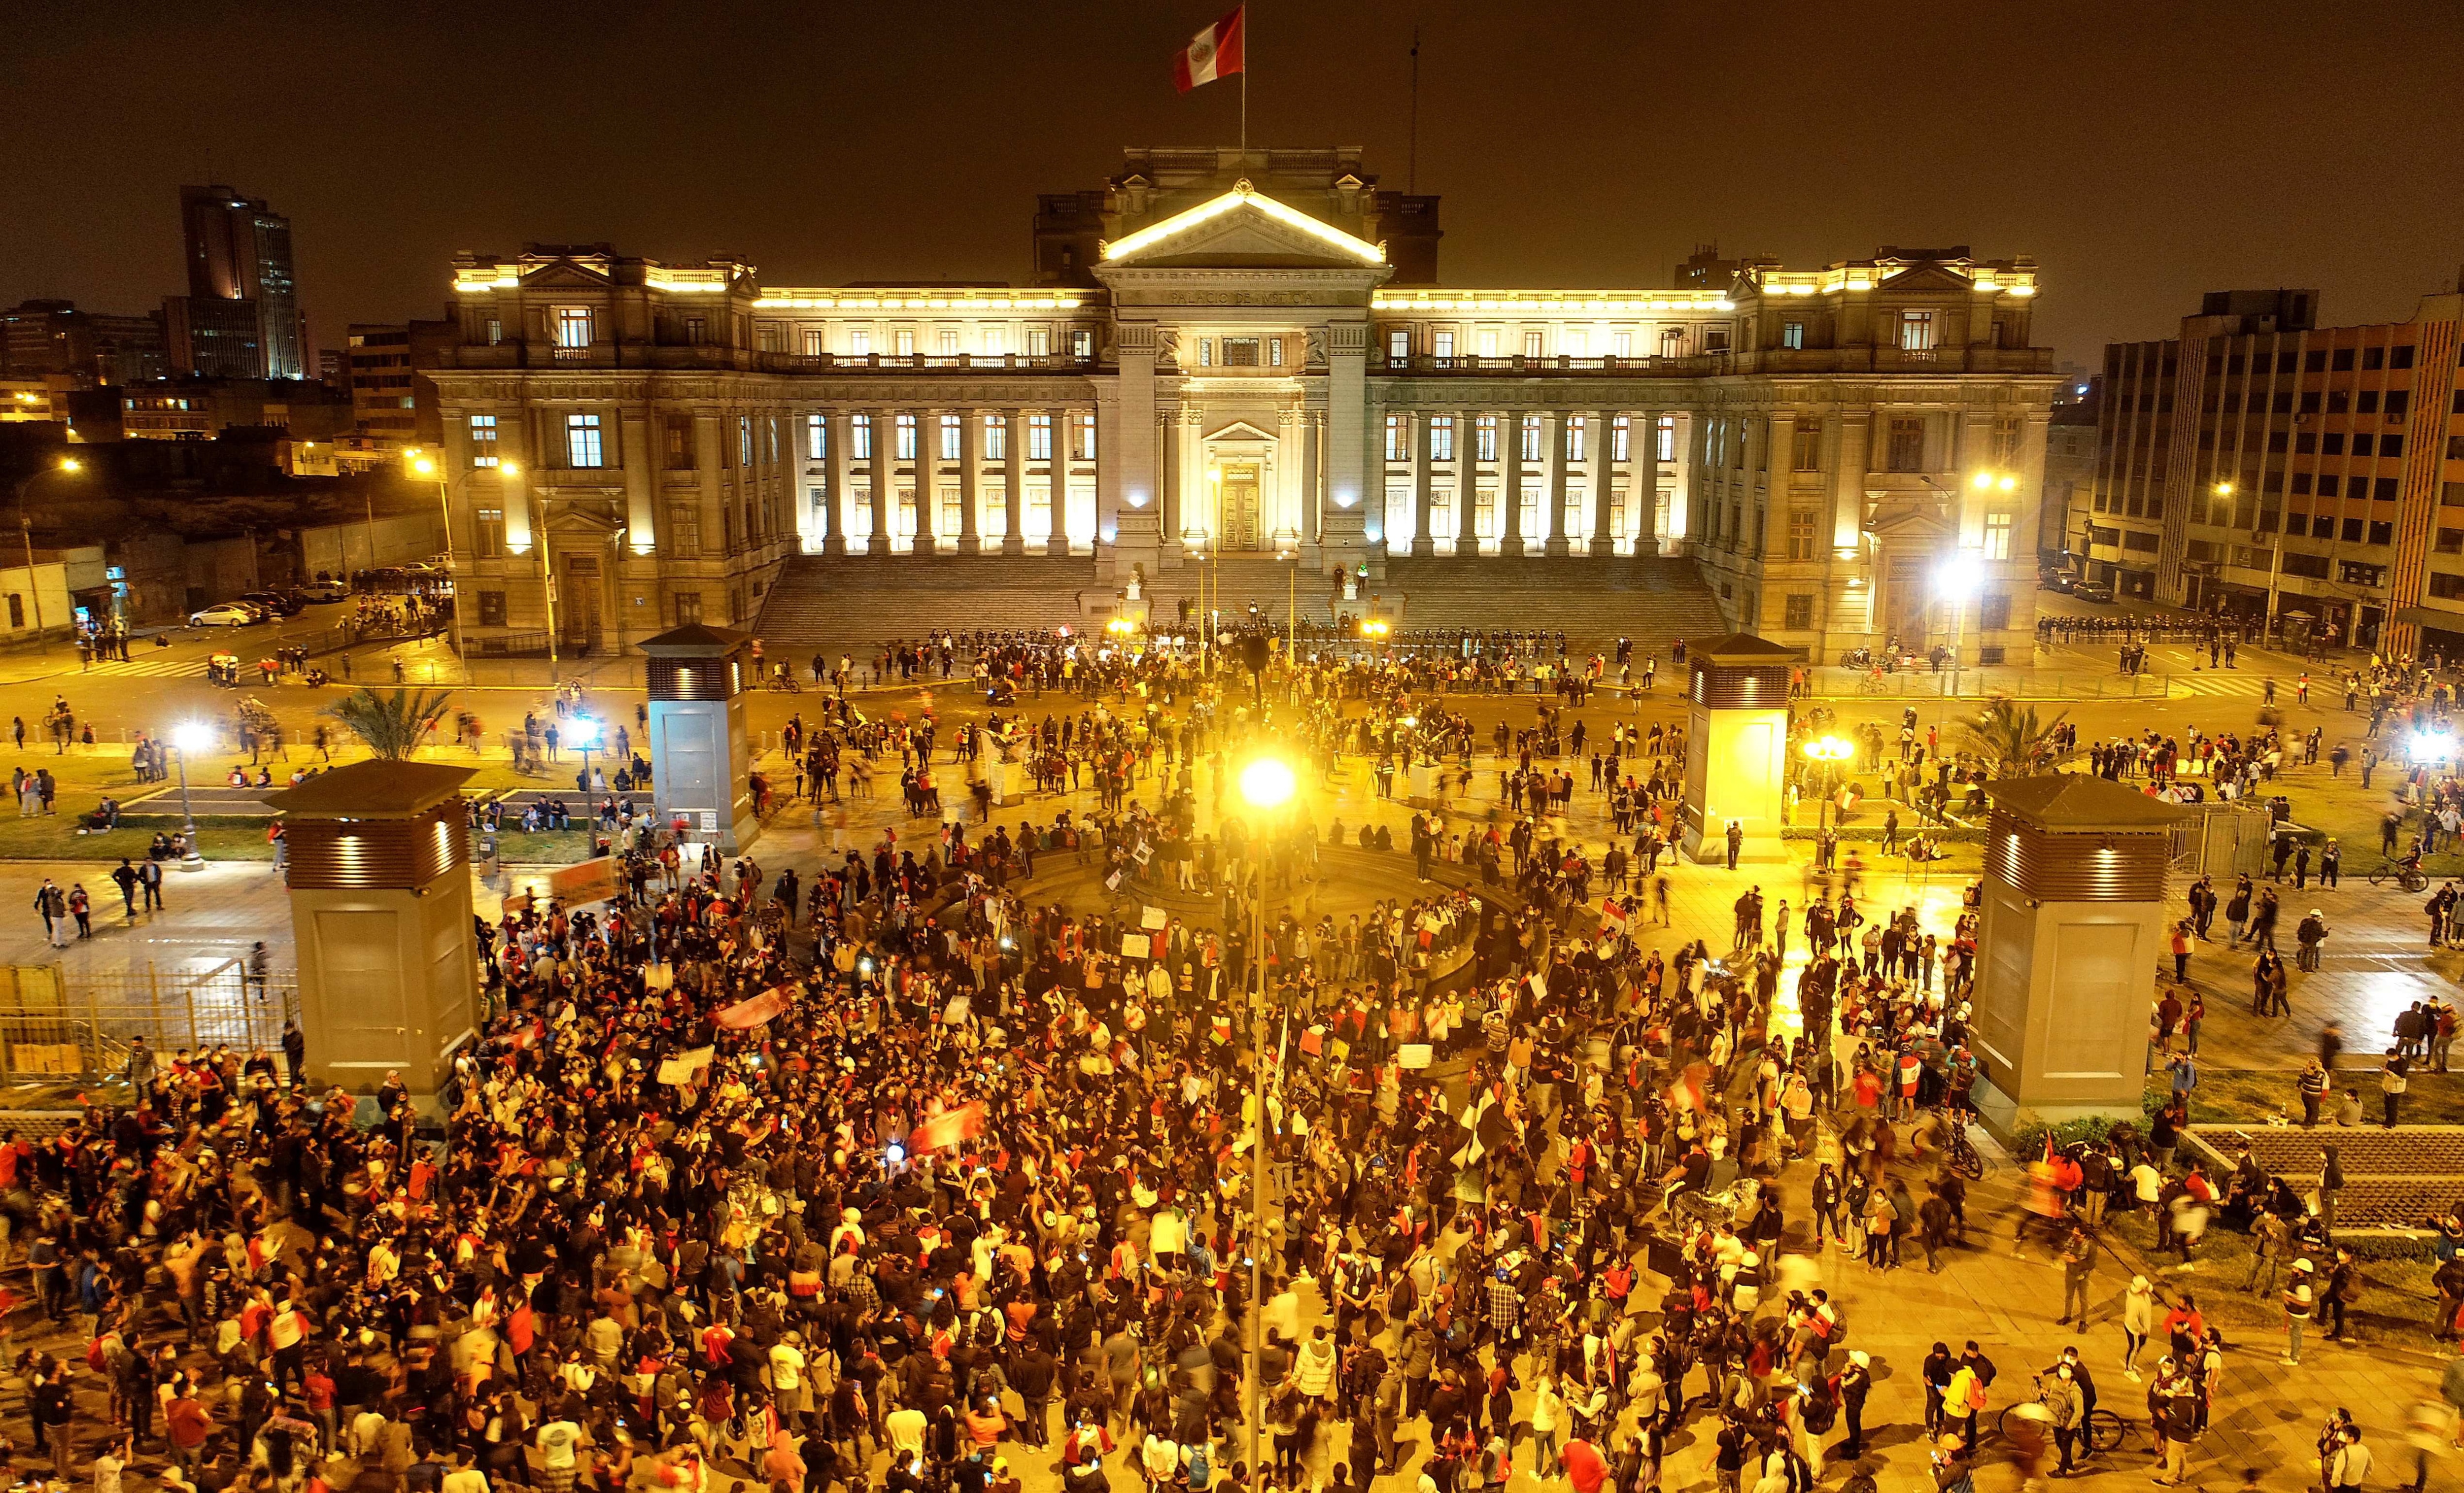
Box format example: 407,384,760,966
2162,671,2279,699
71,657,214,680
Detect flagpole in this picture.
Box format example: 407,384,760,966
1239,8,1248,161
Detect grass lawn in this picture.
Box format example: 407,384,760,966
486,830,599,864
2099,1205,2446,1347
2162,1068,2464,1127
0,817,275,863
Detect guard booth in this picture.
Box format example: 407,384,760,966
639,623,759,854
1678,632,1796,865
264,760,480,1101
1969,774,2190,1133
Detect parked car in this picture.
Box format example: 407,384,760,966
239,590,303,617
298,579,349,603
189,603,260,627
2039,569,2078,594
2075,581,2116,604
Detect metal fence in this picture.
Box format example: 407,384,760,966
1801,666,2179,701
0,961,299,1085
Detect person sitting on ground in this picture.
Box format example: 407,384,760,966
82,797,121,831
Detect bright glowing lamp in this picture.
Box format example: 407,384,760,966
567,716,601,748
413,458,436,475
1802,735,1854,764
1970,472,1993,490
1239,757,1296,810
501,461,521,477
1935,552,1985,598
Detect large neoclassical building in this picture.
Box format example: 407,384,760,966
422,146,2058,658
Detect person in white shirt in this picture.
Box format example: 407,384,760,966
534,1420,582,1493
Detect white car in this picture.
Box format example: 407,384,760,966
189,604,259,627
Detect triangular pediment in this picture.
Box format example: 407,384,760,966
1203,419,1279,443
1875,264,1979,296
1101,183,1385,270
1863,493,1956,541
521,262,616,290
544,506,626,537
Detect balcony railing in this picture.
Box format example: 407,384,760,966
762,352,1098,373
1374,352,1732,376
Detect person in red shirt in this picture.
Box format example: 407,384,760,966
1559,1434,1609,1493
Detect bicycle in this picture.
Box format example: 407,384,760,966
1855,673,1888,696
1997,1378,2128,1455
1941,1109,1986,1181
2368,859,2428,893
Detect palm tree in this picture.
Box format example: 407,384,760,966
325,687,453,761
1960,695,2069,776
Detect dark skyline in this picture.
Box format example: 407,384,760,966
8,1,2464,366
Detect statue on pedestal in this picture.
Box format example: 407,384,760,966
1125,562,1145,603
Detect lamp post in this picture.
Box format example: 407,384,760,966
1933,549,1985,696
1800,734,1855,838
569,713,602,788
172,721,208,870
412,453,496,670
1234,753,1296,1493
13,457,83,652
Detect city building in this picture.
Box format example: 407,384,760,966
342,321,448,450
0,299,168,385
163,295,264,380
117,377,352,441
2082,285,2464,657
168,184,306,379
421,146,2057,659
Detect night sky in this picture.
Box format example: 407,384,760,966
10,0,2464,367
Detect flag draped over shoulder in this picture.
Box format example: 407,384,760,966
1173,7,1245,92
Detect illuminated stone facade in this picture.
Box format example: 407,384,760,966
422,147,2057,659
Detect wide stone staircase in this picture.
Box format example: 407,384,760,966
751,552,1726,657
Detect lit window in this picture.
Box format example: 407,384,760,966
1567,417,1587,463
1268,337,1283,367
1387,328,1410,360
1027,327,1051,356
1475,415,1498,462
938,330,959,356
940,413,961,460
983,328,1005,356
553,307,593,348
475,508,505,558
1431,416,1455,462
484,318,502,345
850,329,872,356
1611,415,1630,463
985,414,1007,461
895,330,916,357
1385,415,1408,462
1612,332,1632,359
894,413,917,461
468,414,499,467
1477,330,1499,357
1028,414,1052,461
803,328,825,356
1565,330,1587,358
1519,416,1542,463
1070,329,1093,360
852,414,873,460
806,414,827,461
1984,510,2015,560
1522,331,1543,358
1782,321,1805,350
738,416,753,467
1221,338,1259,367
1433,331,1456,359
1656,415,1676,463
565,413,603,468
1900,310,1936,351
1072,412,1096,461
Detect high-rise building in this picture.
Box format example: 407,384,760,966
344,322,449,446
163,295,264,380
171,185,305,378
1,300,169,385
2082,285,2464,657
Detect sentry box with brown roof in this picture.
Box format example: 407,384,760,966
263,759,480,1102
1968,773,2192,1134
640,623,759,854
1678,632,1797,866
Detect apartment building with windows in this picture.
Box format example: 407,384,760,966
422,147,2056,660
2083,287,2464,657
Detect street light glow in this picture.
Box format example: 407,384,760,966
1935,552,1985,598
414,458,436,475
1802,735,1855,764
58,458,80,474
1238,757,1296,809
173,722,209,754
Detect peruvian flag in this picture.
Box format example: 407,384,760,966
1173,7,1245,92
912,1101,987,1154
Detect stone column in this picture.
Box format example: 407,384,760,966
1501,410,1526,556
1001,409,1026,554
912,407,938,552
1318,320,1369,561
1634,410,1660,555
958,409,982,554
866,407,891,555
1969,776,2191,1132
1106,322,1163,577
822,411,850,555
1544,410,1572,556
269,761,480,1102
1299,409,1322,549
1676,633,1798,865
1044,408,1070,556
1180,404,1206,547
1411,410,1435,557
1589,409,1615,556
1458,409,1481,555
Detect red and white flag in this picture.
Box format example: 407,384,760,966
912,1101,987,1154
1173,6,1245,92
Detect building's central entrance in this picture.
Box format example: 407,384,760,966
1220,463,1262,549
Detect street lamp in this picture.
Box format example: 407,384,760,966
1801,734,1855,839
1234,752,1296,1493
13,456,83,652
412,453,480,667
568,713,602,786
1934,549,1985,689
172,721,208,871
